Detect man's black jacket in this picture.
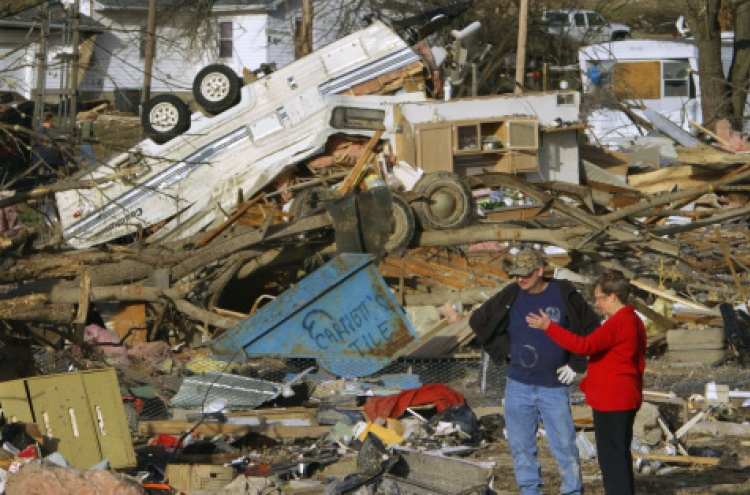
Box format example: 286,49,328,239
468,279,600,372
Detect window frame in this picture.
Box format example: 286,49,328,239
661,60,691,98
218,20,233,59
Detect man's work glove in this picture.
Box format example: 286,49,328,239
557,365,576,385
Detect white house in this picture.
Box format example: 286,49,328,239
1,0,424,108
78,0,385,104
578,36,743,148
0,4,104,102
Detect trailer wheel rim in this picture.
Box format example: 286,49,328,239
412,172,473,230
429,189,460,222
200,72,232,103
149,101,180,132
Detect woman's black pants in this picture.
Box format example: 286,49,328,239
592,408,638,495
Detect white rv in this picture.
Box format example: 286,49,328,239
579,35,745,148
55,20,584,251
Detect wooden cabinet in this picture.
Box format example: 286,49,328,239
415,116,539,176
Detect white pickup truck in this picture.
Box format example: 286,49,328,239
542,9,631,44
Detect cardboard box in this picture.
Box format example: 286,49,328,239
0,368,136,469
166,464,235,492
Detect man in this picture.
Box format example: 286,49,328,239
77,113,97,166
469,248,600,495
32,113,62,184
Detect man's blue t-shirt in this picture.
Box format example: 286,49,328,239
507,283,569,387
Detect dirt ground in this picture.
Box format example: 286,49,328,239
469,354,750,494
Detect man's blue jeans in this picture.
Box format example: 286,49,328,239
77,144,96,166
505,377,583,495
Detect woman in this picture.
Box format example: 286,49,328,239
526,269,647,495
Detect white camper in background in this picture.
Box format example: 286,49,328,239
579,34,745,148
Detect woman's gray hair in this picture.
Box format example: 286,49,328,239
594,269,629,304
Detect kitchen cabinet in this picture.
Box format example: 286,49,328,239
414,117,539,176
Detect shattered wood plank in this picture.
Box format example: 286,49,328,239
631,279,712,311
628,165,715,188
417,224,589,251
425,249,509,280
713,225,749,305
406,318,475,357
637,453,720,466
74,269,91,344
408,256,498,287
170,213,332,280
0,303,76,322
676,146,750,168
172,299,240,330
650,203,750,236
137,421,330,439
336,130,383,195
632,298,679,331
195,192,265,248
601,167,750,225
382,258,472,290
48,282,195,304
74,269,90,326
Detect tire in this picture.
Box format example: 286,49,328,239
384,194,415,255
141,94,191,144
291,186,342,219
193,64,241,114
411,172,474,230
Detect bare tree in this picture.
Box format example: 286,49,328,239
728,0,750,130
682,0,731,125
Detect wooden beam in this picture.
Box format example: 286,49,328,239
194,192,266,248
336,130,383,194
631,279,712,311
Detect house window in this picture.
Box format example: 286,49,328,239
662,60,691,97
219,21,233,58
139,30,156,60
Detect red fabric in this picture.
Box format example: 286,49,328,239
546,306,646,411
364,383,465,421
148,433,182,448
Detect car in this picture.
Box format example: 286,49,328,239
542,9,631,44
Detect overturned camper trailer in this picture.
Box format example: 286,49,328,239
54,20,583,251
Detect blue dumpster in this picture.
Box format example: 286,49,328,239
209,254,418,376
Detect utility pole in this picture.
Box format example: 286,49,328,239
514,0,528,94
33,1,49,129
141,0,156,106
294,0,313,59
68,0,81,131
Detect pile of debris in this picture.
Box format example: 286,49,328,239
4,8,750,494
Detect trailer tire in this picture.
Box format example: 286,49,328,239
412,172,474,230
141,94,191,144
385,194,415,255
193,64,242,114
291,186,342,219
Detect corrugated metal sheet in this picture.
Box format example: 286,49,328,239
171,372,280,410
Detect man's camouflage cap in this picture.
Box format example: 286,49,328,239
508,249,544,277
